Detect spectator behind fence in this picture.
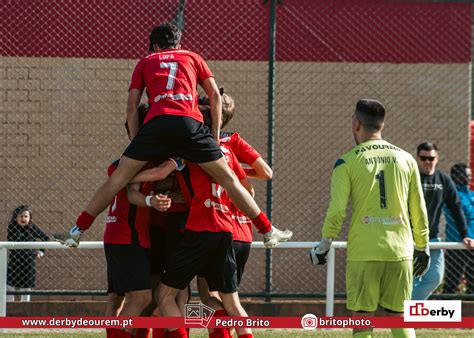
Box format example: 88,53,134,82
412,143,473,300
6,205,50,302
443,163,474,294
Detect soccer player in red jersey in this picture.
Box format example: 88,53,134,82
157,141,253,338
94,104,176,338
65,23,289,249
144,171,192,338
196,91,274,338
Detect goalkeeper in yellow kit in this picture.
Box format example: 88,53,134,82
311,99,430,338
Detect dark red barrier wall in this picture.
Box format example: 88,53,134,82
1,0,471,62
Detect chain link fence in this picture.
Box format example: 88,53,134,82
1,0,473,300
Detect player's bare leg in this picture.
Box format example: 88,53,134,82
177,285,190,316
56,156,148,247
197,277,231,337
157,283,185,334
119,289,152,317
106,293,124,316
117,289,152,335
219,292,251,336
352,311,374,337
105,293,125,338
84,156,147,216
198,158,292,247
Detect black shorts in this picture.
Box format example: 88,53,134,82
233,241,251,286
123,115,223,163
161,230,237,293
104,244,151,294
149,212,188,275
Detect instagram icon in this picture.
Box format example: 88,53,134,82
301,313,318,330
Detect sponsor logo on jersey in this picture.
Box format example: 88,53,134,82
362,216,403,225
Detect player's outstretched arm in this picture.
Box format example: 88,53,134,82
408,163,429,251
126,89,143,140
127,183,171,211
311,159,350,265
245,158,273,181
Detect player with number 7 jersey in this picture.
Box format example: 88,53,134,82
129,48,212,125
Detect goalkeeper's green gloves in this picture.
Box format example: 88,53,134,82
310,238,332,265
413,246,430,277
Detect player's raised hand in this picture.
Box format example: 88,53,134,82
310,238,332,265
413,247,430,277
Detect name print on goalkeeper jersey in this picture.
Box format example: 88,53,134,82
322,139,429,262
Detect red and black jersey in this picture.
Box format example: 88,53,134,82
129,49,214,124
186,144,246,233
220,132,261,242
230,205,253,243
220,131,261,165
103,160,154,248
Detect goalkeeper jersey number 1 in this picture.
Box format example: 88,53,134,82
322,139,429,261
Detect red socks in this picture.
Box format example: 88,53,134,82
106,328,113,338
210,310,231,338
134,328,151,338
238,334,253,338
75,210,95,230
152,328,168,338
210,329,231,338
251,212,272,234
168,328,188,338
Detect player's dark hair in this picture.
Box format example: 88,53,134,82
198,88,235,128
355,99,385,132
10,205,31,224
125,103,149,134
149,23,182,51
220,88,235,128
416,142,438,155
450,163,469,185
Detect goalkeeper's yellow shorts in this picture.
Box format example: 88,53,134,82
346,260,413,313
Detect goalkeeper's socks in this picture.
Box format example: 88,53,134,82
168,328,188,338
75,210,95,230
251,212,272,234
152,328,167,338
391,328,416,338
353,331,373,337
134,328,151,338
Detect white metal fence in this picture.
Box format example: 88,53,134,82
0,241,468,317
